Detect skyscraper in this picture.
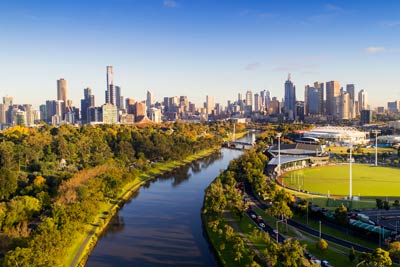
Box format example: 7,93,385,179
346,84,355,118
105,66,116,105
254,93,261,112
284,74,296,120
81,87,95,124
206,95,214,115
115,86,123,109
3,96,13,106
146,90,154,112
57,78,67,103
339,92,350,119
358,89,368,111
314,82,324,115
326,81,340,116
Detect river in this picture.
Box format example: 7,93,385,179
86,133,254,267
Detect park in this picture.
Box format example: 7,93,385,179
280,165,400,197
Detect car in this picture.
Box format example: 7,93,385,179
259,223,265,228
250,214,256,219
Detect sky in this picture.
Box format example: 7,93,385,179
0,0,399,109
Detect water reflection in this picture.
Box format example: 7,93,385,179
87,133,254,267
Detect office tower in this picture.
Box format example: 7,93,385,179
45,100,57,123
150,108,162,123
81,87,95,124
346,84,355,102
134,102,147,121
326,81,340,116
238,93,242,102
57,78,68,103
305,87,321,115
284,74,296,119
388,101,400,113
105,66,116,105
146,91,154,111
206,95,214,115
126,98,136,114
23,104,34,126
260,90,266,107
245,91,253,109
254,93,261,112
0,104,7,124
268,97,281,115
102,103,118,124
39,105,46,122
115,85,122,109
339,92,350,119
3,96,13,106
88,106,102,123
358,89,368,111
265,90,271,112
360,110,372,125
314,82,324,115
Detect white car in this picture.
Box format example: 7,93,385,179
259,223,265,228
250,214,256,219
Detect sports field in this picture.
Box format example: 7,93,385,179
280,165,400,197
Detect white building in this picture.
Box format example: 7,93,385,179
303,126,368,145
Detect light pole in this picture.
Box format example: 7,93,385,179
276,219,284,242
319,220,322,239
349,138,353,200
277,132,282,175
372,130,380,166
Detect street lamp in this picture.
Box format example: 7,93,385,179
372,130,380,166
276,219,284,242
277,132,282,175
349,138,353,200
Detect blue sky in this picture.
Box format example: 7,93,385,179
0,0,399,108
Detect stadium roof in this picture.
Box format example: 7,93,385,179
268,155,312,166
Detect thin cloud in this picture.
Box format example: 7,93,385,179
164,0,178,8
325,3,343,12
365,46,385,53
381,21,400,27
244,62,262,71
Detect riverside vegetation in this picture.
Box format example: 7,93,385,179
0,121,245,267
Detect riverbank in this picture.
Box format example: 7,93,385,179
67,146,222,267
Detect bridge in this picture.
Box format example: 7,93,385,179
222,141,255,150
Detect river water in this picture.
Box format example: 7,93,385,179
86,133,254,267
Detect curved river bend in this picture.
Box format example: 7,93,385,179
86,133,254,267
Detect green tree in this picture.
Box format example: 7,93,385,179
376,199,383,209
0,168,18,200
359,248,392,267
389,241,400,262
277,239,306,267
316,239,329,254
349,247,356,262
335,204,349,226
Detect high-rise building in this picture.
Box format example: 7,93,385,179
206,95,214,115
358,89,368,112
360,109,372,125
305,87,322,115
146,91,154,112
346,84,355,118
102,103,118,124
126,98,136,114
388,101,400,113
80,87,95,124
254,93,261,112
284,74,296,120
245,91,253,110
57,78,67,103
326,81,340,116
105,66,116,105
339,92,350,120
0,104,8,124
314,82,324,115
115,86,123,109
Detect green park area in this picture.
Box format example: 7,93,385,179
280,165,400,197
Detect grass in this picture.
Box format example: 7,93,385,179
327,146,396,155
280,165,400,197
65,146,221,267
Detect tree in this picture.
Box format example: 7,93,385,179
389,241,400,261
393,200,400,208
359,248,392,267
277,239,306,267
349,246,356,262
335,204,349,226
383,201,390,210
0,168,18,200
376,199,383,209
316,239,329,254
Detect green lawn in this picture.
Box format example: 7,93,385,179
280,165,400,197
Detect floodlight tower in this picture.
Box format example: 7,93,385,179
372,130,380,166
277,132,282,175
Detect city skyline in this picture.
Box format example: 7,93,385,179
0,0,400,107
